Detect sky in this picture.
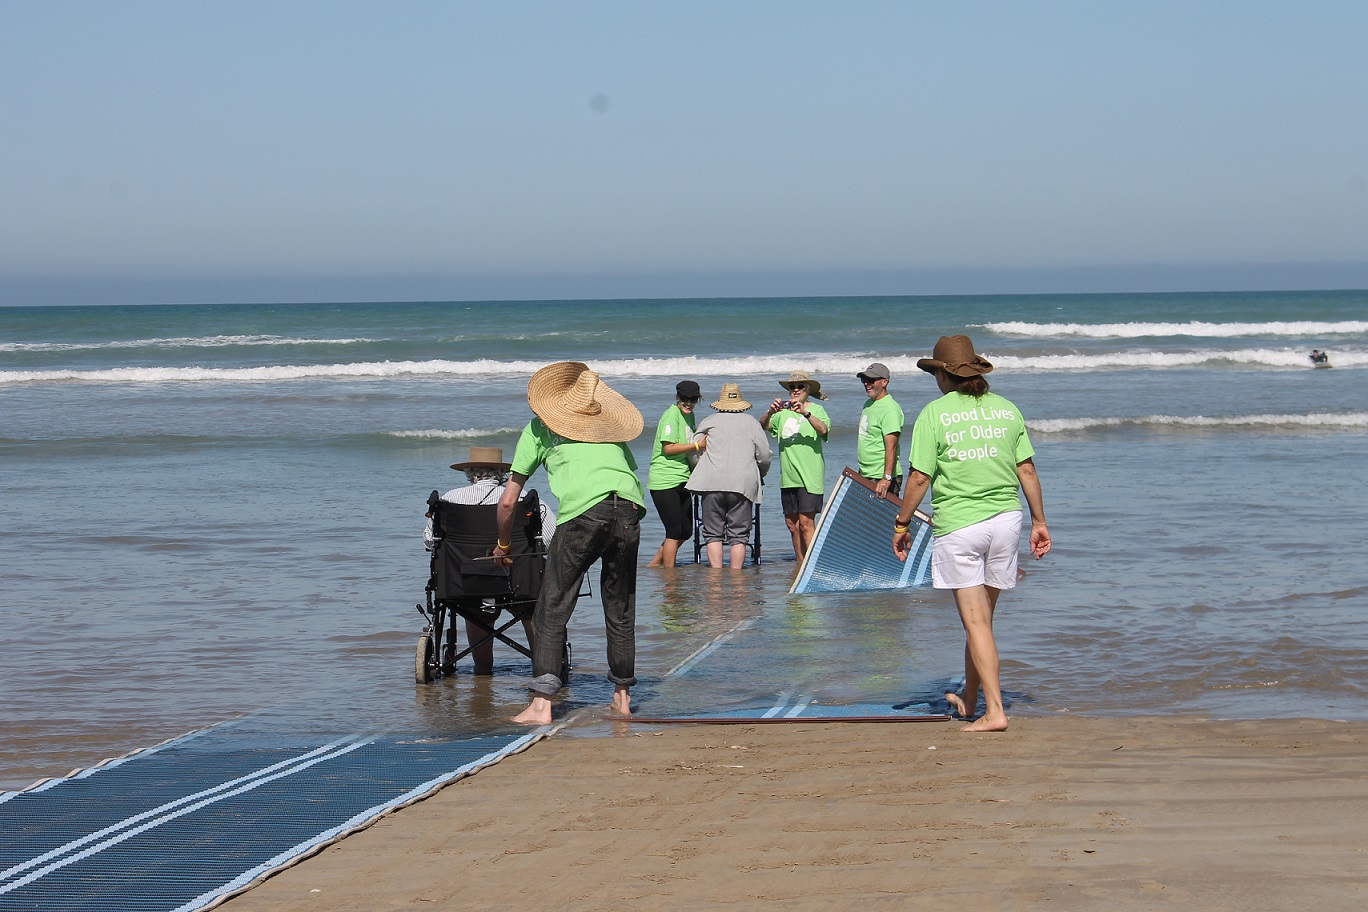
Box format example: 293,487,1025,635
2,1,1367,305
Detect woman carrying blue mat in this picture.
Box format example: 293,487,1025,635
892,335,1052,733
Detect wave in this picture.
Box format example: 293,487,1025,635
0,429,527,451
384,428,523,440
4,348,1366,385
0,334,376,353
980,320,1368,339
993,348,1368,371
1031,412,1368,434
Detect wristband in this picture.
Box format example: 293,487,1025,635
694,440,700,450
893,523,910,534
496,539,511,550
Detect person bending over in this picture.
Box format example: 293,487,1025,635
495,362,646,725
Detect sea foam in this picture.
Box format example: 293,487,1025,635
0,334,376,353
4,348,1366,385
1030,412,1368,434
385,428,523,440
980,320,1368,338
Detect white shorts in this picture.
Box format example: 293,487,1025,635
931,510,1023,591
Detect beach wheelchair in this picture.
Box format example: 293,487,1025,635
415,489,570,684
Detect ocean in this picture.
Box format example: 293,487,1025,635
3,290,1367,791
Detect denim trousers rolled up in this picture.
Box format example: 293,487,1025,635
528,496,641,696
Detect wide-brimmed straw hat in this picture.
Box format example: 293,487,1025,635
450,446,511,472
526,361,644,443
711,382,752,412
917,335,994,377
778,370,828,401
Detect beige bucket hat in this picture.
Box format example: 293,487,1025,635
778,369,828,400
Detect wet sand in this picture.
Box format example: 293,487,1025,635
221,715,1368,911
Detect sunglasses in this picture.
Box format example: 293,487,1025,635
680,396,700,404
787,384,808,392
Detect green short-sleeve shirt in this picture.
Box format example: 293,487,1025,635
648,404,697,490
510,418,646,523
857,395,904,479
767,402,829,495
909,391,1035,536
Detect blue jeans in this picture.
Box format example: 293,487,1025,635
528,496,641,696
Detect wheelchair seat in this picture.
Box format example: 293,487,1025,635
416,489,561,683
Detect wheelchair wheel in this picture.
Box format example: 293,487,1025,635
415,633,434,685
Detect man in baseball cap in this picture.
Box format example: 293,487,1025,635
856,362,904,498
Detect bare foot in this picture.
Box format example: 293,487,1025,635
960,712,1008,733
511,695,553,725
610,686,632,716
945,692,974,719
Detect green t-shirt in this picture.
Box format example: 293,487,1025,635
857,394,904,479
510,418,646,523
909,391,1035,536
648,404,697,490
767,402,829,495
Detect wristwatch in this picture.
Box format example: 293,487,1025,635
882,473,893,480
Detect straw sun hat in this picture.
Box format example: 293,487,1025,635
526,361,644,443
777,369,828,400
916,335,994,378
711,382,752,412
450,446,511,472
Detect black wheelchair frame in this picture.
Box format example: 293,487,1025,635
690,492,762,566
415,489,570,684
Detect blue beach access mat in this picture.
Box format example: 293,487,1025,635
3,529,952,912
791,468,933,594
0,727,544,912
631,694,950,724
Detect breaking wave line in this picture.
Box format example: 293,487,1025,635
1031,412,1368,433
981,320,1368,339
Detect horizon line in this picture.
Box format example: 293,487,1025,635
4,260,1368,308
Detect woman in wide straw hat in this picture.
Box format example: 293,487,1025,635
494,361,646,725
686,382,772,569
892,335,1051,733
761,370,830,559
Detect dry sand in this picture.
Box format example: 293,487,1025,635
222,715,1368,912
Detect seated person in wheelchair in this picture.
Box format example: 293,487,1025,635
424,446,556,674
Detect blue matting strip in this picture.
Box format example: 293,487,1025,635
792,472,933,594
2,558,952,912
0,732,541,912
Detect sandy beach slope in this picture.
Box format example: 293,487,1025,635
221,716,1368,912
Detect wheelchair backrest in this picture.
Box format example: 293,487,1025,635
429,490,545,603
